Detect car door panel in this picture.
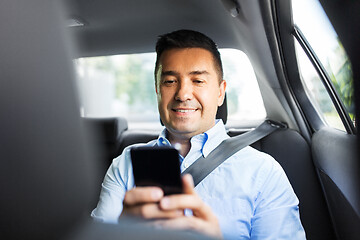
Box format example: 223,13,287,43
312,127,360,239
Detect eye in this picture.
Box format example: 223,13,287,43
162,79,177,86
193,79,204,84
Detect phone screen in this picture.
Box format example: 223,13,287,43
130,146,183,195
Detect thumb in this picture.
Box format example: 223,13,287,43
182,173,196,194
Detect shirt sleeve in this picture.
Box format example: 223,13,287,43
91,148,134,224
250,160,306,240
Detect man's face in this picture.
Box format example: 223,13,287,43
156,48,226,139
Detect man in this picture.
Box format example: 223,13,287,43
91,29,306,239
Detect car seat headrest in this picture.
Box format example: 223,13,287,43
216,93,228,124
82,117,128,142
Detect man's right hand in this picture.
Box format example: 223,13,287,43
120,186,184,219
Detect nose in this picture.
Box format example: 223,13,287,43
175,79,193,102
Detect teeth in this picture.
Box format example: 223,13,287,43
176,109,195,113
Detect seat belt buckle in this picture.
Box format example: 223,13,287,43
265,119,288,129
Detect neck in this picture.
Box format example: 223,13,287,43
167,132,191,157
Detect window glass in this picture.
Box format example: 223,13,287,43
220,49,266,127
294,42,345,131
74,49,266,129
292,0,355,130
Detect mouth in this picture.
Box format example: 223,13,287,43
171,108,198,114
173,109,196,113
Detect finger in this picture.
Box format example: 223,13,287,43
124,187,163,206
122,203,184,219
160,174,216,220
160,194,202,211
159,174,199,211
160,195,214,220
182,174,195,194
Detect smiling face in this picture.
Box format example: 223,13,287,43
155,48,226,140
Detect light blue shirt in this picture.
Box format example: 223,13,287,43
91,120,306,239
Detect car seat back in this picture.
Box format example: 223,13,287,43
83,117,128,165
0,1,98,238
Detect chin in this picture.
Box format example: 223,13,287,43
169,124,198,135
172,126,195,133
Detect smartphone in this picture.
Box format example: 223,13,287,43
130,145,183,195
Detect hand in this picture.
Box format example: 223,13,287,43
121,186,184,219
155,174,223,239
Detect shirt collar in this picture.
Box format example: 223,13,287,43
157,128,170,146
156,119,229,157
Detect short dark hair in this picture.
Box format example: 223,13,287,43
154,29,223,83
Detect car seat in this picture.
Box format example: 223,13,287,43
0,1,211,239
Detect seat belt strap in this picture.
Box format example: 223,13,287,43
182,119,287,187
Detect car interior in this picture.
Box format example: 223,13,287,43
1,0,359,239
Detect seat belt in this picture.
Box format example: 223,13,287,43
182,119,287,187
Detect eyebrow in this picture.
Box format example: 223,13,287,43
161,71,178,77
161,70,210,77
189,70,210,76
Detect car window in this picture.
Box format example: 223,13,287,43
292,0,355,131
74,49,266,129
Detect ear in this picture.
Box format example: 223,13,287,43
155,82,158,94
155,64,162,95
217,80,227,106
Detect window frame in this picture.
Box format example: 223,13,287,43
273,0,356,135
293,25,355,134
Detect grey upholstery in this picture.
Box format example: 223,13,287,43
0,0,98,238
83,117,128,165
118,130,159,155
312,127,360,240
216,94,228,124
82,117,128,208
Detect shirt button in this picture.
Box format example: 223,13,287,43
184,162,189,168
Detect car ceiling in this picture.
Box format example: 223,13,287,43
65,0,249,57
